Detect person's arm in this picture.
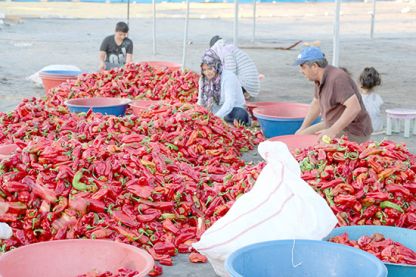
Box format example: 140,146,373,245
296,97,320,134
125,40,133,64
317,94,362,140
126,53,133,64
99,37,108,71
99,51,106,71
215,74,239,118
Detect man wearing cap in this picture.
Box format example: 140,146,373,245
294,47,372,143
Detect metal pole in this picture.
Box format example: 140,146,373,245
233,0,239,46
152,0,157,55
370,0,376,39
332,0,341,66
182,0,190,71
127,0,130,26
252,0,257,43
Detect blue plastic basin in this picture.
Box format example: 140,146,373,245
225,240,387,277
65,97,131,116
253,103,320,138
328,225,416,277
40,70,82,76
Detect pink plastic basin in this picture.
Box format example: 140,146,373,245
130,100,161,115
139,61,181,70
39,73,79,94
246,101,278,118
0,144,19,160
253,102,310,119
268,134,319,152
0,239,154,277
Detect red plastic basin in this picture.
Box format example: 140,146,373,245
130,100,161,115
246,101,278,118
39,74,78,94
268,134,319,152
0,239,154,277
253,102,310,119
139,61,181,70
0,144,19,160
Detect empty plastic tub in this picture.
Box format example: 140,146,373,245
246,101,277,119
225,239,387,277
130,99,162,115
40,70,82,76
65,97,131,116
0,144,19,160
328,225,416,277
268,134,319,152
139,61,181,70
0,239,154,277
253,103,320,138
39,70,81,93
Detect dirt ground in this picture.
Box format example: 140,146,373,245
0,2,415,275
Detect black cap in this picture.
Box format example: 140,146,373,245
209,35,222,47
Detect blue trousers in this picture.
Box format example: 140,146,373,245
224,107,250,126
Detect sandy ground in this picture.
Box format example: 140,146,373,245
0,2,416,275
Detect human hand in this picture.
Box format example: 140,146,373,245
316,128,338,143
98,62,106,72
295,127,304,135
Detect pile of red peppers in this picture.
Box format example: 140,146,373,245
330,233,416,265
0,65,264,275
45,63,200,108
2,64,416,275
295,138,416,229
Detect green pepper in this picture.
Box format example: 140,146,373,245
346,151,359,160
165,143,178,151
300,157,314,171
72,170,88,191
324,188,335,207
380,201,404,213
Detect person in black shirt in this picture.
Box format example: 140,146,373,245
99,22,133,71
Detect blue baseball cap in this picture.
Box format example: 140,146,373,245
293,47,325,66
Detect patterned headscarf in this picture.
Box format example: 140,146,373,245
200,49,223,106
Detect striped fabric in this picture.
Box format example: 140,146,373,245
224,48,260,97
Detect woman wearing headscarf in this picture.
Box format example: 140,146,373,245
209,35,260,99
197,49,250,125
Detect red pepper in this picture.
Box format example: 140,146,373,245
366,192,390,201
320,178,344,190
159,256,173,266
153,241,176,256
385,184,411,197
162,218,179,235
112,210,139,227
359,148,384,159
87,199,106,213
0,213,18,222
189,252,208,263
127,184,153,199
148,265,163,277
